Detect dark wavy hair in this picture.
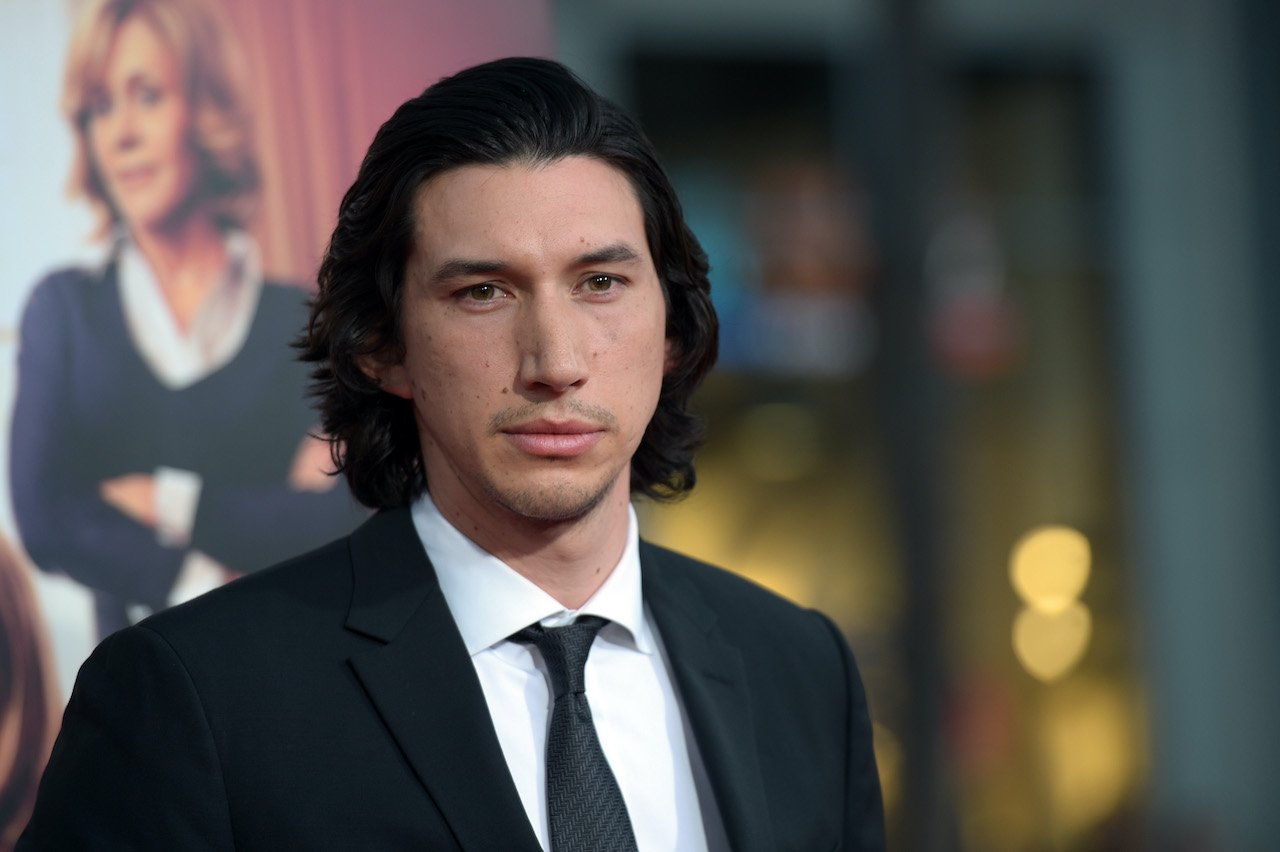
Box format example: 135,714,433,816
299,57,718,510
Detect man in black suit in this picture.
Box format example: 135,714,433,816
20,58,884,851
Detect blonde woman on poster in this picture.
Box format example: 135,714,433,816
9,0,361,639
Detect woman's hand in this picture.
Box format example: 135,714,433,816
100,473,157,527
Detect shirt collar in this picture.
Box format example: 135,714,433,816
116,228,263,390
410,492,652,657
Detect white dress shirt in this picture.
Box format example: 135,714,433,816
411,492,724,851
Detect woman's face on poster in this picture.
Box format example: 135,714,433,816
87,14,199,235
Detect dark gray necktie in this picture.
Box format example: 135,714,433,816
512,616,639,852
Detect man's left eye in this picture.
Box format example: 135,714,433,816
584,275,619,293
463,283,500,301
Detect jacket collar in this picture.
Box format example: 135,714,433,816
342,510,774,852
640,541,776,852
344,508,542,852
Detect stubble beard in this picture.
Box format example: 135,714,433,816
480,401,629,524
482,466,622,525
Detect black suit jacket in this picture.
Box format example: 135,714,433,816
20,509,884,851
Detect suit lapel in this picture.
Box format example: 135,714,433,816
344,510,541,852
641,542,776,852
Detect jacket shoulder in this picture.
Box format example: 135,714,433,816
640,539,824,624
140,534,353,649
140,507,420,653
639,538,851,677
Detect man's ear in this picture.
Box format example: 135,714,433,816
358,355,413,400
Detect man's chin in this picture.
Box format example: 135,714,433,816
486,477,619,525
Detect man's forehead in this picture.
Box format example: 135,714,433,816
406,156,652,267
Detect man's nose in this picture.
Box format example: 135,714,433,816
517,294,588,394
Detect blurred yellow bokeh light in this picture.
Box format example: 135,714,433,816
1013,602,1092,682
1040,677,1138,839
1010,525,1091,614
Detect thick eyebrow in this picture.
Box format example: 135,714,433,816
426,258,509,285
574,242,642,266
426,242,643,285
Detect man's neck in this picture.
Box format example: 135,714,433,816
429,478,632,610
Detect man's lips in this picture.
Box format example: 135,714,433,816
502,419,605,457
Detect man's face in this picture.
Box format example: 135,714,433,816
377,156,670,528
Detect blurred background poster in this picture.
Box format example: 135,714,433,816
0,0,550,844
4,0,1280,850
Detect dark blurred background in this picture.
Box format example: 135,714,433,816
557,0,1280,849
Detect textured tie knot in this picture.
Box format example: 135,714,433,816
512,615,608,700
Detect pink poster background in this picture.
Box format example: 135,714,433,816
204,0,556,284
